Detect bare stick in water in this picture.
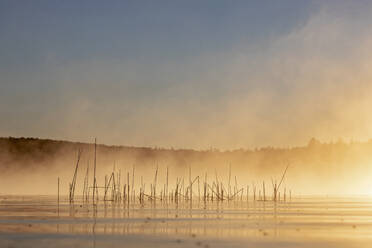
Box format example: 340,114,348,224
57,177,60,213
93,138,97,205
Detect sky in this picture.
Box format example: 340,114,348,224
1,0,372,150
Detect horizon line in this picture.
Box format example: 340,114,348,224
2,136,372,153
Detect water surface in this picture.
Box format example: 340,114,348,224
0,196,371,247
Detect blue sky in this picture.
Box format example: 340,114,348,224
1,1,372,149
0,1,312,64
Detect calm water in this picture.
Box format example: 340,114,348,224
1,196,372,248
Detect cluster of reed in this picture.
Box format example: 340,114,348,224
66,143,292,205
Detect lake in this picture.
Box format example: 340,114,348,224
0,196,372,248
